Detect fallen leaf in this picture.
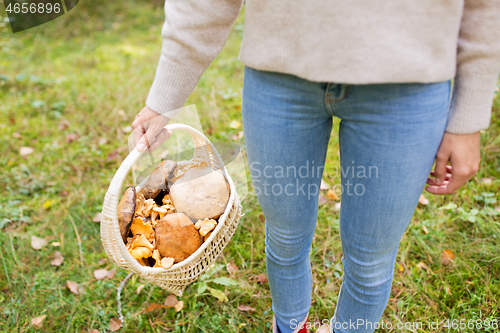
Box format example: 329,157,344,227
320,179,330,190
416,262,432,273
418,194,429,205
107,268,116,279
145,303,165,312
65,133,79,143
122,126,132,133
66,280,79,294
495,206,500,214
97,137,108,145
107,149,120,161
92,212,103,223
109,317,121,332
174,300,184,312
90,330,100,333
12,132,21,139
94,269,108,280
258,213,265,223
43,200,56,209
481,178,493,186
441,249,456,265
334,202,341,211
50,251,64,266
229,120,241,129
208,287,228,302
31,315,47,329
31,236,47,250
117,109,127,120
326,189,339,201
422,225,429,234
57,120,70,131
237,304,255,312
51,242,60,247
164,294,178,307
97,258,107,265
257,273,268,284
136,284,145,294
398,264,404,273
226,262,238,275
20,146,34,157
318,194,327,206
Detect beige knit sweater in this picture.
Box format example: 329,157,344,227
145,0,500,134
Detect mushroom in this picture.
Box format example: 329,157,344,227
138,160,177,200
155,213,203,263
130,217,155,242
127,234,154,251
169,167,230,221
129,247,153,261
152,249,162,267
161,257,175,269
117,187,136,242
194,218,217,237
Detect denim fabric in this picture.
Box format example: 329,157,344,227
241,67,451,333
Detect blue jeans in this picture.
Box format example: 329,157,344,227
241,67,451,333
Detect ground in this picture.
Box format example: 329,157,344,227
0,1,499,332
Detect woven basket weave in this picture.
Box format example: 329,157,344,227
100,124,243,296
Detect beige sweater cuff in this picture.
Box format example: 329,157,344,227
446,71,498,134
145,57,205,119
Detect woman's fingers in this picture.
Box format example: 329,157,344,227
131,106,170,152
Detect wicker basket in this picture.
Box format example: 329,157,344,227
100,124,243,296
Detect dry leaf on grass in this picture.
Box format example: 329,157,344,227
65,133,79,143
98,137,108,145
326,189,339,201
164,294,178,307
90,330,100,333
320,179,330,190
13,132,22,139
334,202,341,211
109,317,122,332
422,225,430,234
174,301,184,312
229,120,241,129
66,280,79,295
481,178,493,185
208,287,228,302
237,304,255,312
318,194,327,206
94,269,108,280
20,146,34,157
136,284,145,294
50,251,64,266
418,194,429,205
441,249,456,265
257,273,268,284
107,268,116,279
31,315,47,329
226,262,238,275
145,303,165,312
92,213,103,223
416,262,432,273
57,120,70,131
31,236,47,250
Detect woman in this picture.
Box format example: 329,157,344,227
131,1,500,332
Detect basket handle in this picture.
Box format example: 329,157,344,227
100,124,225,272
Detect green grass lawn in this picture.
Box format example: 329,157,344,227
1,1,499,332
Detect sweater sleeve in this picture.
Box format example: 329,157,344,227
145,0,244,118
446,0,500,134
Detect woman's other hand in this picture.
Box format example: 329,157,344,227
131,105,172,152
426,132,481,194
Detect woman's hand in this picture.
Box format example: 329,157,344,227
131,105,172,152
425,131,481,195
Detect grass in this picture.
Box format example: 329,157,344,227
0,1,499,332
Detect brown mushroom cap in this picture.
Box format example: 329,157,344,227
155,213,203,263
139,160,177,199
169,167,230,221
117,186,136,242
